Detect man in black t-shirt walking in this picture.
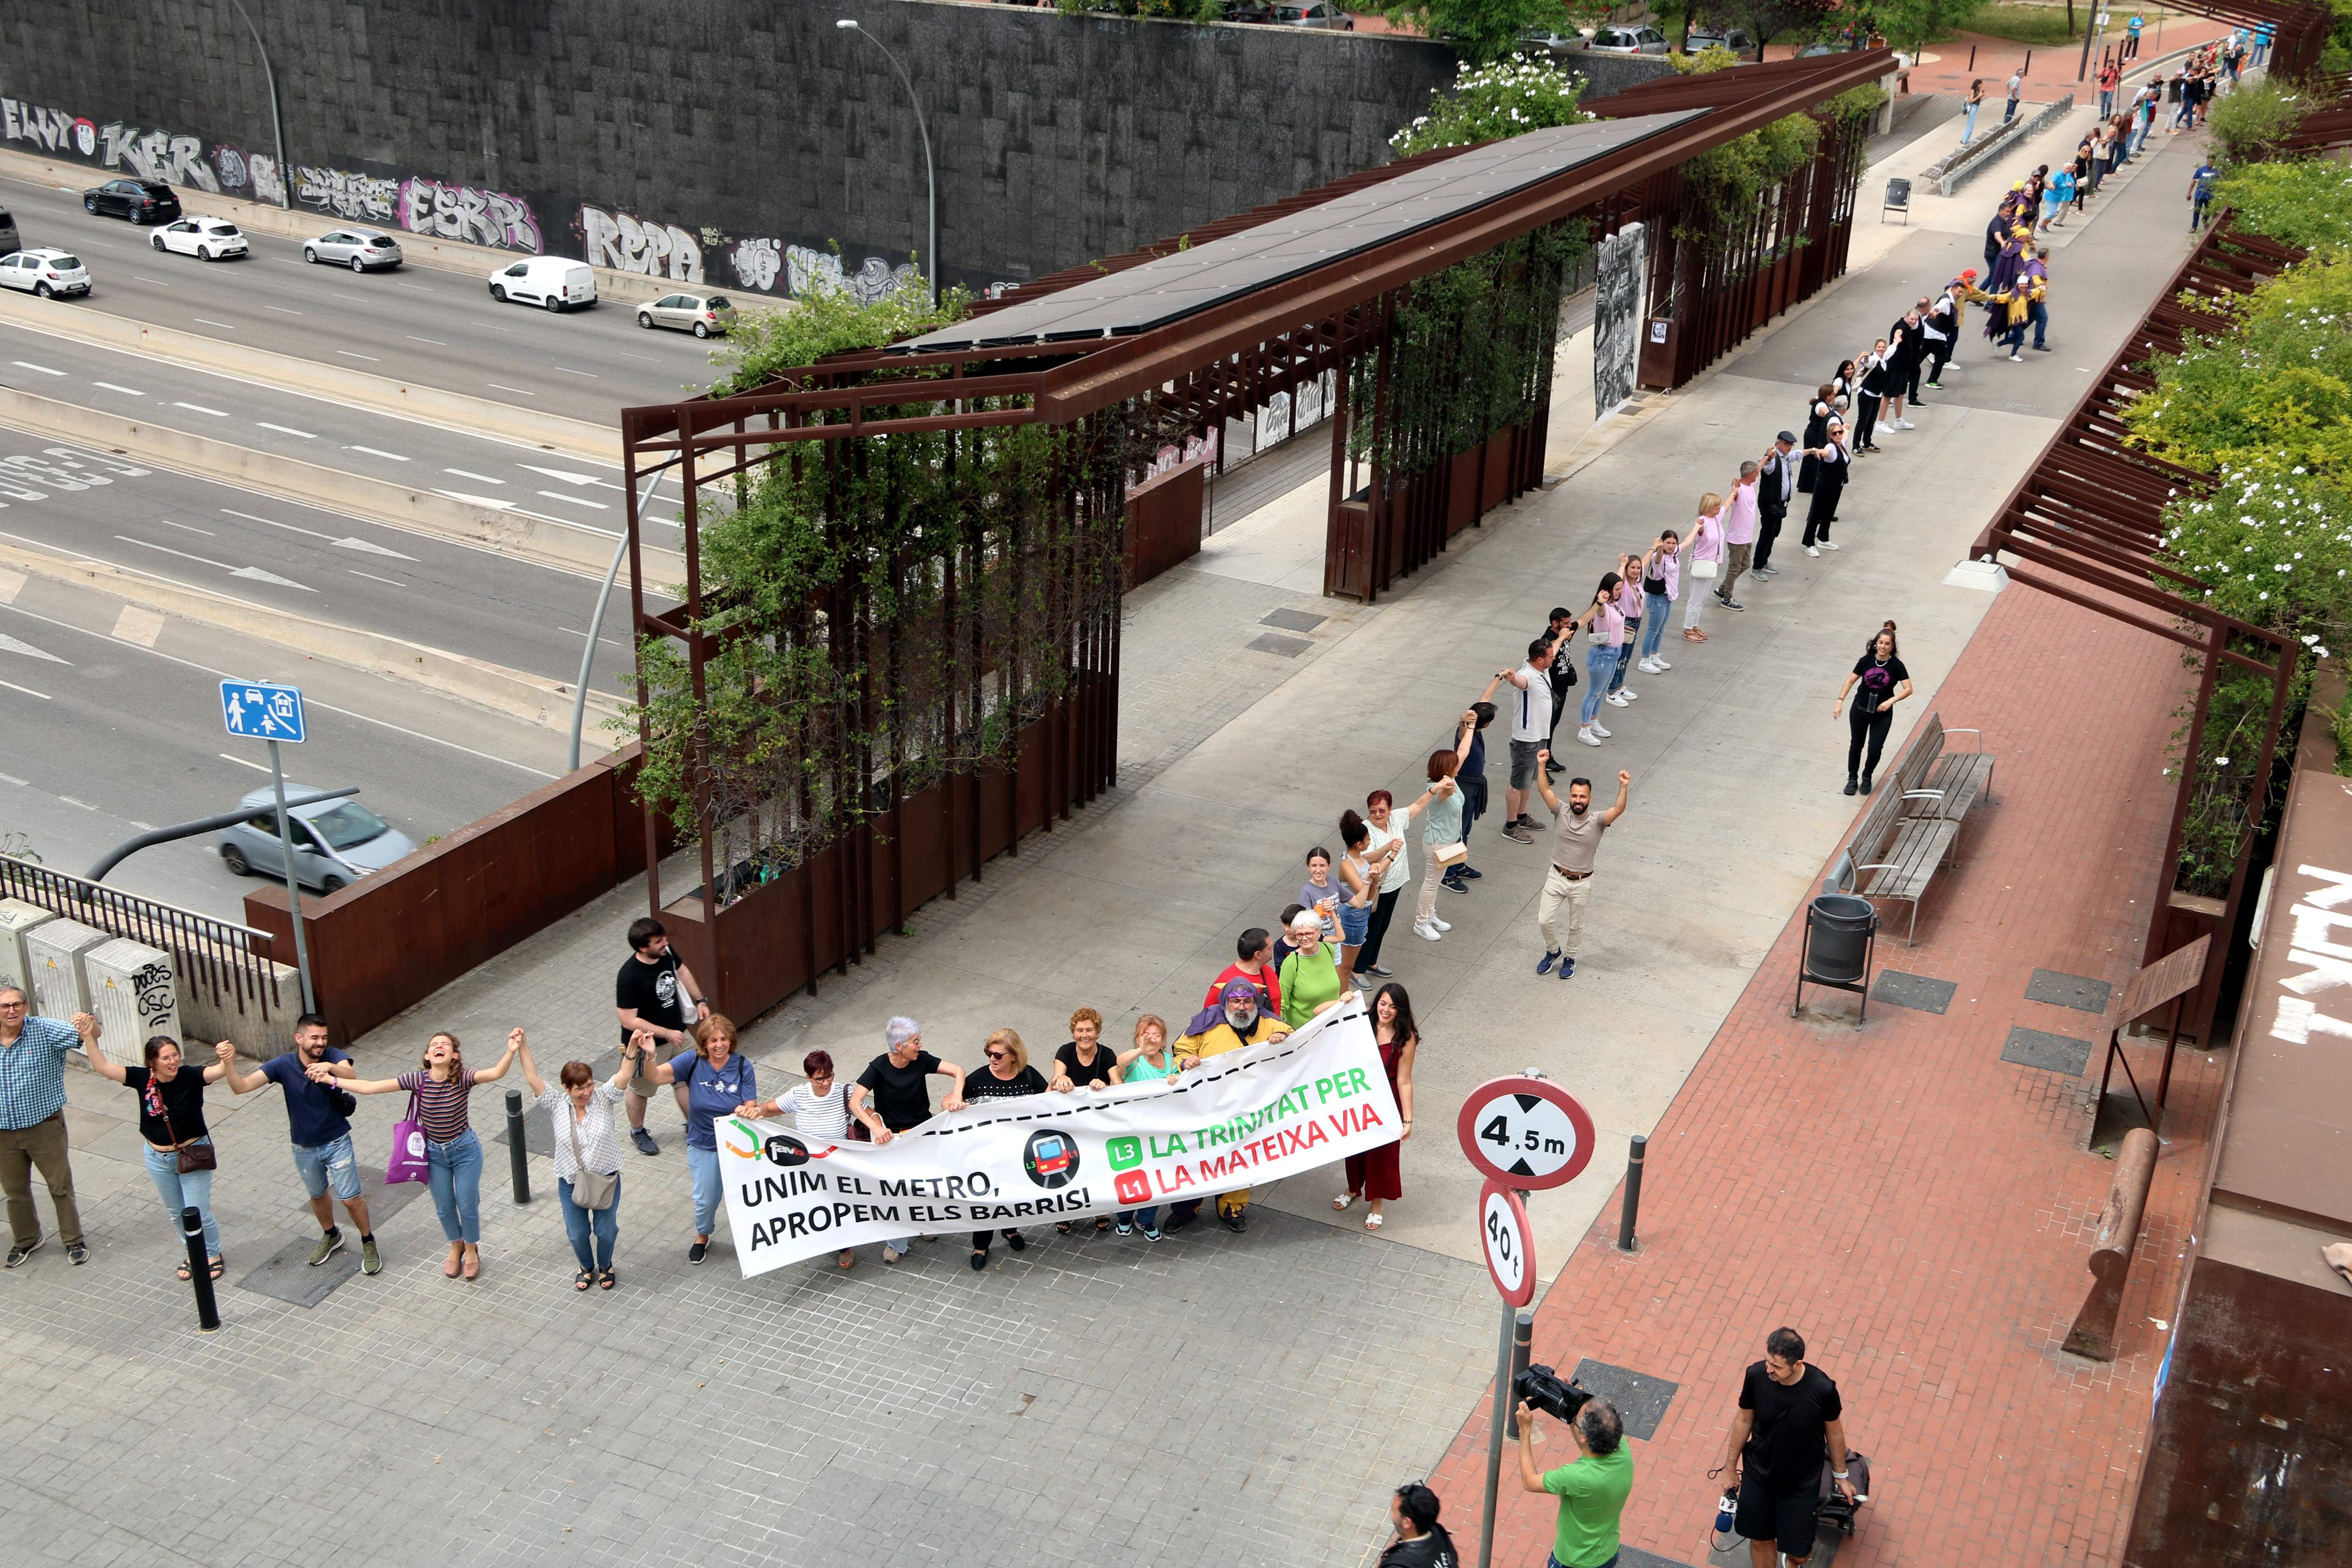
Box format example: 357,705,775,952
612,917,710,1157
1719,1327,1855,1568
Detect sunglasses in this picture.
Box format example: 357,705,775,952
985,1050,1008,1062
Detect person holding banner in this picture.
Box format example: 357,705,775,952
1114,1015,1183,1239
1050,1009,1122,1235
1335,983,1418,1231
850,1018,967,1264
1172,979,1294,1233
515,1032,631,1291
628,1015,755,1267
744,1049,863,1270
961,1029,1050,1271
1278,908,1347,1030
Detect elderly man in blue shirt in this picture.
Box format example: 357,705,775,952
0,986,96,1267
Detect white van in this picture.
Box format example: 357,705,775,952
487,255,596,311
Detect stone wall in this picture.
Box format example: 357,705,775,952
0,0,1460,300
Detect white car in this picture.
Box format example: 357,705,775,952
0,248,91,298
150,216,249,262
488,256,596,311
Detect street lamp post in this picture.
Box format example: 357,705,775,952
223,0,292,208
838,17,939,306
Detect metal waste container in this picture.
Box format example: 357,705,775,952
1795,894,1879,1021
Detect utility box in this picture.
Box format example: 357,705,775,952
0,899,56,997
24,918,108,1021
85,939,179,1070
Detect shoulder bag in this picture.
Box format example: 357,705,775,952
565,1097,618,1211
156,1094,217,1175
839,1084,871,1142
384,1085,430,1185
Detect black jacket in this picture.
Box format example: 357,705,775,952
1379,1525,1461,1568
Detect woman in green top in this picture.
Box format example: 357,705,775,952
1278,908,1346,1029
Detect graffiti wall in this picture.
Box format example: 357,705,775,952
0,92,920,303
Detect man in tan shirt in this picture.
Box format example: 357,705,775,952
1532,761,1631,981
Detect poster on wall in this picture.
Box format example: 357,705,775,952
718,999,1400,1277
1592,221,1648,423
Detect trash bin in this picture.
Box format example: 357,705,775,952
1805,895,1877,983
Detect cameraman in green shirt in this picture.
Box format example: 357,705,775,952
1517,1395,1634,1568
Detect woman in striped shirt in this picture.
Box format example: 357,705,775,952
517,1032,633,1291
331,1027,517,1280
743,1049,860,1271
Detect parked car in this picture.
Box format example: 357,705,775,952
303,228,404,271
1517,26,1583,60
0,203,19,256
217,788,415,893
82,178,181,225
149,216,249,262
636,291,736,338
1222,1,1276,19
1685,25,1757,53
1581,24,1672,53
1271,2,1353,28
0,248,90,300
487,255,596,311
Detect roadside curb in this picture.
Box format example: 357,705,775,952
0,532,627,735
0,287,619,465
0,384,685,585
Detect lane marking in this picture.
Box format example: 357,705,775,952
172,401,230,417
536,490,609,511
115,535,315,591
192,317,235,328
57,796,93,808
0,677,51,701
218,752,271,774
346,444,410,461
263,305,304,316
518,463,598,485
349,569,406,588
255,422,317,439
132,275,172,287
551,365,601,378
0,772,24,785
11,361,63,376
405,335,449,346
484,382,537,396
91,381,145,396
336,350,380,362
157,518,215,535
0,631,67,663
0,569,20,605
559,626,629,649
219,507,417,560
612,351,660,364
111,605,165,648
443,468,504,485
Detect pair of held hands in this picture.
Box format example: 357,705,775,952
70,1012,238,1071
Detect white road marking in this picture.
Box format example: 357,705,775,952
0,678,51,701
559,627,629,649
336,350,380,361
57,796,92,808
263,305,304,315
0,631,67,663
0,772,23,785
438,490,513,510
193,317,235,328
220,507,417,560
111,606,165,648
405,335,448,345
156,518,214,535
90,381,145,396
483,383,537,396
349,569,406,587
346,444,410,461
11,361,63,376
132,276,172,286
255,422,317,439
115,535,314,591
219,752,271,774
536,490,609,511
519,464,599,485
612,351,660,364
0,570,21,605
443,468,504,485
552,365,600,378
172,401,230,417
130,820,155,831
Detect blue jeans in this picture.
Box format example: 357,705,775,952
1640,594,1670,658
2098,89,2114,118
688,1143,723,1238
1134,1205,1159,1230
424,1129,483,1244
2192,195,2211,231
1579,644,1615,726
2002,97,2018,124
558,1175,619,1271
1960,102,1978,143
143,1140,219,1257
1607,636,1636,693
290,1131,362,1202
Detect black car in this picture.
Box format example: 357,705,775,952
82,179,181,225
0,203,19,255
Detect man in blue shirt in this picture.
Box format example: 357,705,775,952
2188,161,2218,232
224,1011,382,1273
0,987,94,1267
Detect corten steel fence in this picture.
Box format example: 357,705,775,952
0,854,287,1023
1971,216,2316,1043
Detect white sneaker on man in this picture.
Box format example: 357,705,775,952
1577,726,1603,746
1413,922,1442,942
1589,720,1613,738
1605,691,1631,708
1431,916,1452,932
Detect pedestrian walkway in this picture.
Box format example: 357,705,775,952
1428,576,2218,1568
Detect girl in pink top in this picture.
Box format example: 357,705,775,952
1574,572,1627,743
1636,530,1680,674
1683,495,1725,641
1606,556,1645,707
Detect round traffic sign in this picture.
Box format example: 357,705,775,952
1457,1075,1597,1191
1479,1179,1536,1306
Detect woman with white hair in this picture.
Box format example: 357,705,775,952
848,1016,967,1265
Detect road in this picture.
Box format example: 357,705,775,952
2,170,726,422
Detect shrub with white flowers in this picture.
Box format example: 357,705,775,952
1390,55,1590,159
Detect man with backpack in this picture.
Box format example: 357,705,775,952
1719,1327,1856,1568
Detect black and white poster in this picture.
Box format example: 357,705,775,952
1593,221,1648,422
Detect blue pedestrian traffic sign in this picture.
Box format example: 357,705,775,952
220,679,306,743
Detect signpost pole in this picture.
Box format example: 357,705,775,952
1478,1294,1515,1568
267,737,315,1014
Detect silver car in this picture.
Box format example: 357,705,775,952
1582,25,1672,53
1271,2,1353,28
217,787,415,892
635,291,737,338
302,228,404,271
1686,26,1757,53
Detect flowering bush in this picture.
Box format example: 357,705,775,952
1390,55,1590,157
2212,159,2352,256
2160,455,2352,650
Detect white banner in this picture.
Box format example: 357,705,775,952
720,1000,1399,1276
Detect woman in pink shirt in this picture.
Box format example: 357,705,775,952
1682,494,1725,643
1572,572,1626,746
1605,554,1645,709
1637,529,1680,674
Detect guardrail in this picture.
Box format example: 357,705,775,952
0,854,289,1025
2062,1125,2159,1360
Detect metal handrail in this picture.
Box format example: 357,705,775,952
0,854,285,1020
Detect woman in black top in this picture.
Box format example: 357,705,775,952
962,1028,1049,1270
1797,385,1832,492
1801,416,1850,553
1854,340,1893,452
1049,1006,1121,1233
84,1025,234,1279
1834,620,1916,795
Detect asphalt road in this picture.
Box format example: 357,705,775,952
0,567,570,922
2,171,726,423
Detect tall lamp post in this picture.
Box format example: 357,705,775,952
837,17,939,306
224,0,292,208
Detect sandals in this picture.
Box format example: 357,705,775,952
836,1250,857,1270
1333,1193,1357,1212
1093,1216,1113,1233
598,1268,616,1291
176,1261,193,1282
209,1256,225,1281
1055,1222,1074,1235
574,1268,594,1292
1365,1214,1384,1231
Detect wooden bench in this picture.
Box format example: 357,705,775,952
1896,711,1995,834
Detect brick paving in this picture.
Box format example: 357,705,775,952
1427,581,2225,1567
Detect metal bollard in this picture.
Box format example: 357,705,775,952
182,1206,220,1332
2022,48,2034,78
1505,1309,1536,1438
1968,43,1977,71
506,1089,531,1204
1616,1134,1647,1254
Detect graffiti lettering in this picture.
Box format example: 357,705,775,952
729,236,782,293
130,961,175,1027
581,205,703,282
785,244,918,306
399,178,541,251
0,99,95,157
247,151,284,206
296,165,398,222
98,123,221,192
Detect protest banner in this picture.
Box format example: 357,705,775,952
720,999,1399,1276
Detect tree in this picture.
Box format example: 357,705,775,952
1859,0,1989,56
1703,0,1839,58
1384,0,1583,63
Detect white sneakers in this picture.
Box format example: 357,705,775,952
1651,655,1672,670
1414,922,1442,942
1822,540,1841,551
1606,690,1632,708
1431,915,1451,932
1805,545,1821,557
1577,726,1603,746
1636,656,1663,674
1590,719,1612,738
1891,418,1915,429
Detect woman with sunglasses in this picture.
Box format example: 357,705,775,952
961,1028,1049,1271
81,1022,233,1281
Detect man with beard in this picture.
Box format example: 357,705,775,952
223,1012,382,1275
1529,765,1631,981
1169,980,1293,1232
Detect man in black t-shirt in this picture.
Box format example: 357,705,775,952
612,916,710,1157
851,1016,967,1264
1719,1327,1855,1568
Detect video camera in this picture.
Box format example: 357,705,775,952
1512,1363,1594,1424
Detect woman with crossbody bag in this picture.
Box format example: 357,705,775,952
517,1032,630,1292
748,1049,863,1271
83,1025,232,1281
